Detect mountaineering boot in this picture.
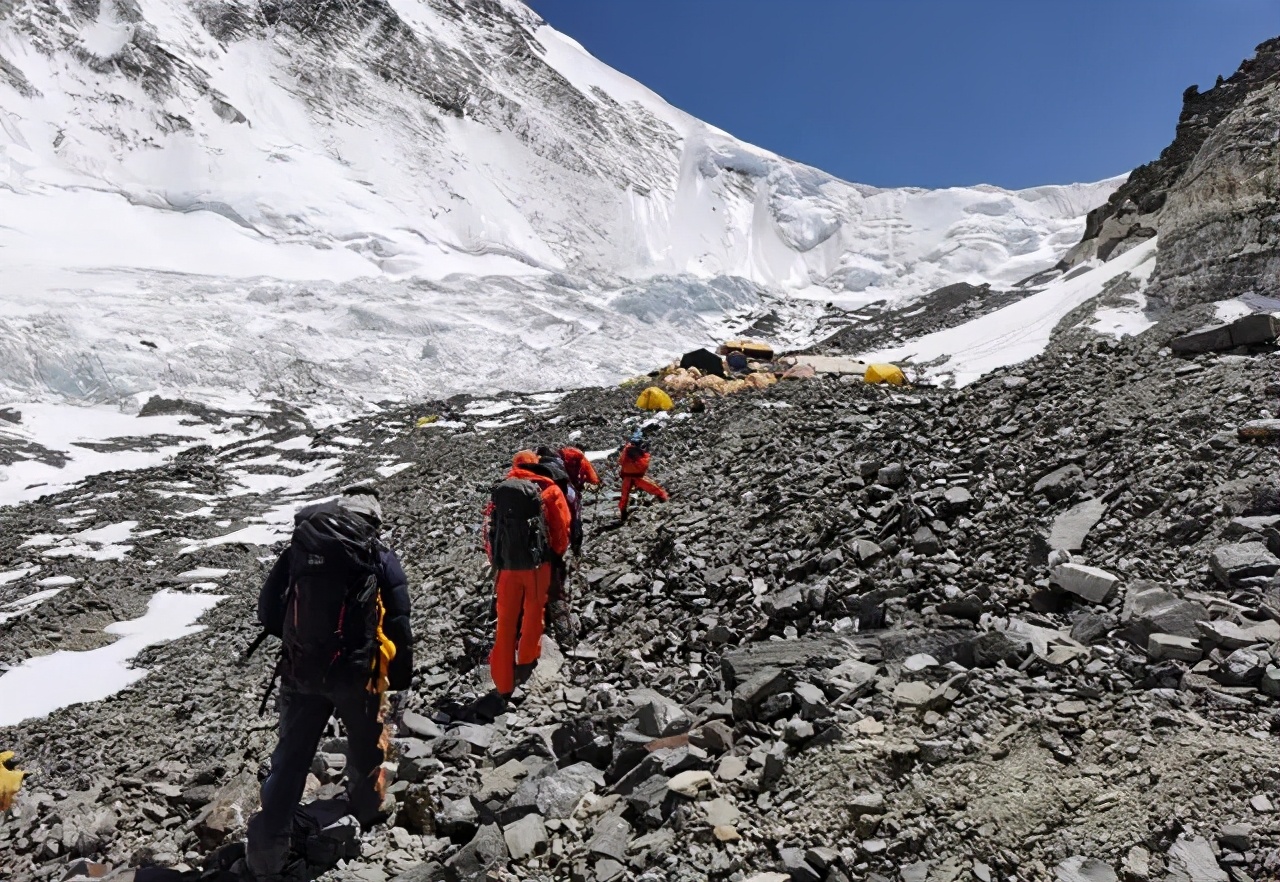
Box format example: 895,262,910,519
472,689,509,722
513,661,537,688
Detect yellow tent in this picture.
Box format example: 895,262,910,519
865,363,907,385
635,386,674,411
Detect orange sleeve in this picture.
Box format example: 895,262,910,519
563,448,601,487
542,485,571,556
622,451,650,478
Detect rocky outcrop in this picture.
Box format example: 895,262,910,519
1145,76,1280,309
1060,35,1280,294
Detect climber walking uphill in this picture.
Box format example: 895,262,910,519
485,451,571,699
558,445,601,555
246,484,413,882
618,428,668,522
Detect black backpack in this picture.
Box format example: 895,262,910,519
530,459,571,499
281,501,383,692
487,479,547,571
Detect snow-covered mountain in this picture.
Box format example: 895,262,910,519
1,0,1119,406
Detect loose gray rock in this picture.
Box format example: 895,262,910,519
1054,856,1118,882
502,814,547,861
1165,836,1228,882
1048,497,1108,554
1209,543,1280,588
1051,563,1119,604
1147,633,1203,663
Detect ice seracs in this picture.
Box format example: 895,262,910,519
0,0,1117,410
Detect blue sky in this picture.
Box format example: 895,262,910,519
527,1,1279,190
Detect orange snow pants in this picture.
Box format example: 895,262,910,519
489,564,551,695
619,476,668,514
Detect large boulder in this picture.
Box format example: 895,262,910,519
1209,543,1280,588
1170,313,1280,355
1120,584,1208,647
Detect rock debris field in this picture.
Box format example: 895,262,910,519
2,321,1280,882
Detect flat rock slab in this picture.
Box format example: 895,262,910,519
1048,498,1107,553
1196,618,1280,650
716,756,748,781
587,814,631,862
534,762,603,819
1055,855,1118,882
703,797,740,827
1165,836,1228,882
1148,633,1203,663
400,711,443,740
893,681,933,708
721,634,863,688
502,814,547,860
1172,313,1279,355
1225,514,1280,538
1034,464,1083,500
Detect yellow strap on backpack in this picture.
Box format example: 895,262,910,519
0,751,25,812
368,594,397,695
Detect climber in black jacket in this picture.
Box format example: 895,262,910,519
246,485,413,882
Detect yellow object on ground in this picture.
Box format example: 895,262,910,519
721,339,776,360
865,363,907,385
0,751,25,811
415,415,439,427
635,386,674,411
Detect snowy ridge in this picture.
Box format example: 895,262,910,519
1,0,1120,408
863,240,1160,386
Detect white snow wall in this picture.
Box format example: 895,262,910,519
0,0,1122,405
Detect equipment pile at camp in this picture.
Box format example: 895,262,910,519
644,342,906,410
4,318,1280,882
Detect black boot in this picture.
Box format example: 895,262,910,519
513,662,536,688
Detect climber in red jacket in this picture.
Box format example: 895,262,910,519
485,450,571,697
618,430,668,522
560,446,601,554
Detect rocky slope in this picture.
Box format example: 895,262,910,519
1,296,1279,882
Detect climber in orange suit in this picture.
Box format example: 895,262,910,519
618,430,668,521
486,451,571,698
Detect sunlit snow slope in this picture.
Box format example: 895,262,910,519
1,0,1119,405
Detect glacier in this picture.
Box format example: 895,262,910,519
0,0,1122,411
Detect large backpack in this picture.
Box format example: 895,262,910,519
530,459,571,500
282,501,387,693
487,479,547,570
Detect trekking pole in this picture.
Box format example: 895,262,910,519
258,656,283,717
238,629,270,665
